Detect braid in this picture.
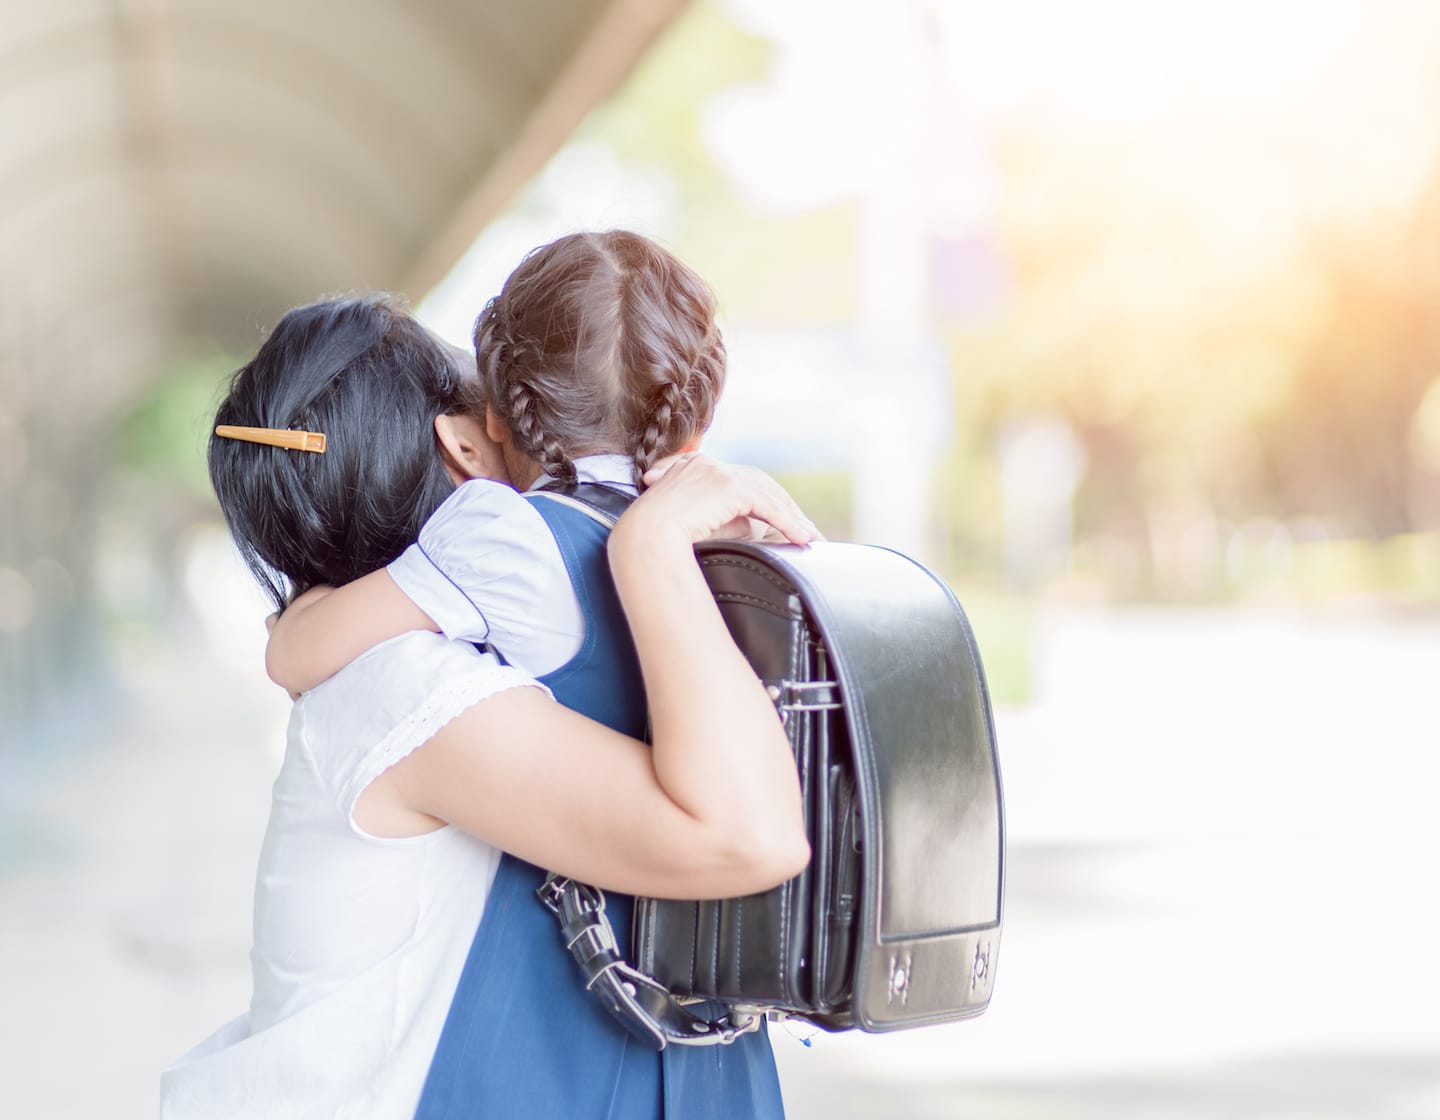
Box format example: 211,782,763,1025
472,294,505,373
633,378,686,486
628,306,726,489
508,379,576,484
475,289,579,484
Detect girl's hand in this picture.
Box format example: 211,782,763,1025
634,454,819,547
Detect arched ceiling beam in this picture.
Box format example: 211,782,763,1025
0,0,694,426
0,8,501,194
402,0,690,295
0,135,405,285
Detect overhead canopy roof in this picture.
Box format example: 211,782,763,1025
0,0,685,428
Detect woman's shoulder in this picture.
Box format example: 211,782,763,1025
296,633,545,783
309,629,502,697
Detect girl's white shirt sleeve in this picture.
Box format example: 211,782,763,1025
386,479,582,676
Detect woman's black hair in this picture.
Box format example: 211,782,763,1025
208,294,466,611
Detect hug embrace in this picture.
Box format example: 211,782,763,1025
161,231,819,1118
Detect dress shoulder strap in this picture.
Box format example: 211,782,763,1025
526,481,635,527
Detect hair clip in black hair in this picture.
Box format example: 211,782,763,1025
215,425,327,453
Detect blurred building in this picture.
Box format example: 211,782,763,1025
0,0,688,737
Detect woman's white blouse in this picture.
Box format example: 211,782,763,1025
385,453,638,676
161,631,547,1119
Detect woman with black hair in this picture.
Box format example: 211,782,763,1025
160,294,811,1118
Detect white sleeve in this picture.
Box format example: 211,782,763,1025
299,631,551,825
385,479,583,674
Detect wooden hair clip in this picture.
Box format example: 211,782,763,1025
215,425,327,453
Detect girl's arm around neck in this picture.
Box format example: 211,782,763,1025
266,570,437,693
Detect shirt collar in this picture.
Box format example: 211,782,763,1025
527,453,638,495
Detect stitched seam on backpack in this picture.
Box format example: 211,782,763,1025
734,898,744,995
712,901,722,995
699,555,795,596
688,901,699,990
778,617,802,1002
710,590,801,622
637,898,653,973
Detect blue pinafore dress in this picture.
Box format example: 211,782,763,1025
414,492,787,1120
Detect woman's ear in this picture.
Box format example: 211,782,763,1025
435,413,509,484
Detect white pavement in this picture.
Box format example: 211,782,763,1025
2,606,1438,1119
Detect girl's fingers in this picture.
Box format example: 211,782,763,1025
632,455,818,546
705,515,755,541
750,503,819,546
642,452,697,486
730,469,817,546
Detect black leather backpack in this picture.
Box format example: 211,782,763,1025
537,487,1005,1048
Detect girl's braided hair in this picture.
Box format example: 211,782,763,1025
468,231,725,488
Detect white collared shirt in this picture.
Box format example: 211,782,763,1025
386,454,638,676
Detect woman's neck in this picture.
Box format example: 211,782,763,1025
504,446,545,491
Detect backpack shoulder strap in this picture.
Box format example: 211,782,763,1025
525,481,635,527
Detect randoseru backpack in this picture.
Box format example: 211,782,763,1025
536,485,1005,1047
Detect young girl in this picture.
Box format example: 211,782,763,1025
161,293,811,1119
264,229,750,689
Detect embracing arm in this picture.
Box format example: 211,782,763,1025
365,456,818,900
266,571,436,693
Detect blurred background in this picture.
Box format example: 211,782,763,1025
2,0,1438,1116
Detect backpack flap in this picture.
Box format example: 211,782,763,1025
718,541,1005,1031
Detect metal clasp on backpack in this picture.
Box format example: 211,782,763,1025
764,679,842,713
536,873,573,915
